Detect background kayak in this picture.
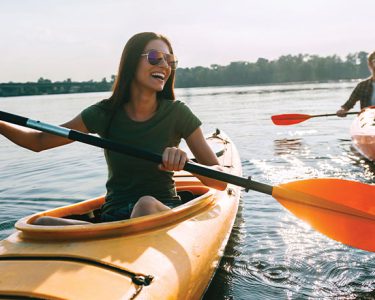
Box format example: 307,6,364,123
350,106,375,161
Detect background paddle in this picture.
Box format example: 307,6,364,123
271,112,359,125
0,110,374,252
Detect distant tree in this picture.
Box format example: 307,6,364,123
358,51,370,77
37,77,52,84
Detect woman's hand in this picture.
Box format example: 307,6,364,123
159,147,188,171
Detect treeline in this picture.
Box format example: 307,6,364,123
175,51,370,87
0,52,370,97
0,77,114,97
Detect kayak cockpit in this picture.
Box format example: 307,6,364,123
15,185,216,241
14,130,232,241
60,188,201,224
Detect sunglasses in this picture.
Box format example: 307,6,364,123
141,50,178,70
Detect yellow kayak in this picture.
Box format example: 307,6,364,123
0,130,242,300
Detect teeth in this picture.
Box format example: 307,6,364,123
151,72,165,80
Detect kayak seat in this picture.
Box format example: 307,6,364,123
178,190,197,203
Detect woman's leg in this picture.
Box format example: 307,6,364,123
32,216,91,226
130,196,170,218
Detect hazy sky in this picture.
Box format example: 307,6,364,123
1,0,374,82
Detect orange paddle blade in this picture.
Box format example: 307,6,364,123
271,114,312,125
272,178,375,252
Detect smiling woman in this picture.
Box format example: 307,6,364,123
0,32,227,225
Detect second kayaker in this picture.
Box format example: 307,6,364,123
336,50,375,117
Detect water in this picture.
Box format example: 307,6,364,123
1,81,374,299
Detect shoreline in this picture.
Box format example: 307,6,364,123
0,79,361,99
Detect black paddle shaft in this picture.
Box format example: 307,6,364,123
0,110,273,195
312,111,359,117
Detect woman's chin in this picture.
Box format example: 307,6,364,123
153,84,165,92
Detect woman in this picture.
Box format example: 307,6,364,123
0,32,226,225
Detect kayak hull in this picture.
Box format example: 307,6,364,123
0,131,242,300
350,106,375,161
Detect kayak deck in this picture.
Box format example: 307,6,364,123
0,130,242,300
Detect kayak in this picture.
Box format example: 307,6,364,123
0,130,242,300
350,106,375,161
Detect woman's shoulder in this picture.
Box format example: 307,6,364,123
160,99,195,117
161,98,184,105
161,99,189,110
91,99,113,111
81,99,113,124
81,99,113,117
358,77,373,86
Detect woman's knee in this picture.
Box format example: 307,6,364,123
32,216,56,225
133,196,158,210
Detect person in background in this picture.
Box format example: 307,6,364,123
336,51,375,117
0,32,227,225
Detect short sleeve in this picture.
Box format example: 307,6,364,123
81,100,112,136
176,101,202,139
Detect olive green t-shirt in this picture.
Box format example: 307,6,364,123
81,99,202,214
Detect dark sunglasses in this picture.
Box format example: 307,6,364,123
141,49,178,70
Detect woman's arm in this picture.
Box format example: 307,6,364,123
186,127,228,191
338,82,362,114
0,114,89,152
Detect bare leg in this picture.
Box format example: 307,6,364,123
33,216,91,226
130,196,170,218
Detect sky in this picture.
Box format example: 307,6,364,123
1,0,374,82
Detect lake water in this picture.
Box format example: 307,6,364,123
1,81,374,299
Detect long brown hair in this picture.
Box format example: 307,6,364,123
109,32,176,110
368,51,375,63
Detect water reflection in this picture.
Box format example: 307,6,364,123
204,200,245,299
273,138,303,156
341,144,375,183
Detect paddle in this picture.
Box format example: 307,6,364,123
271,112,359,125
0,110,374,252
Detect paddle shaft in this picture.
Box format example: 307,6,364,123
0,111,273,195
309,112,358,118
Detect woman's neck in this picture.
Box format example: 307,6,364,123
125,90,158,122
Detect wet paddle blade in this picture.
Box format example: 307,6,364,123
271,114,311,125
272,178,375,252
